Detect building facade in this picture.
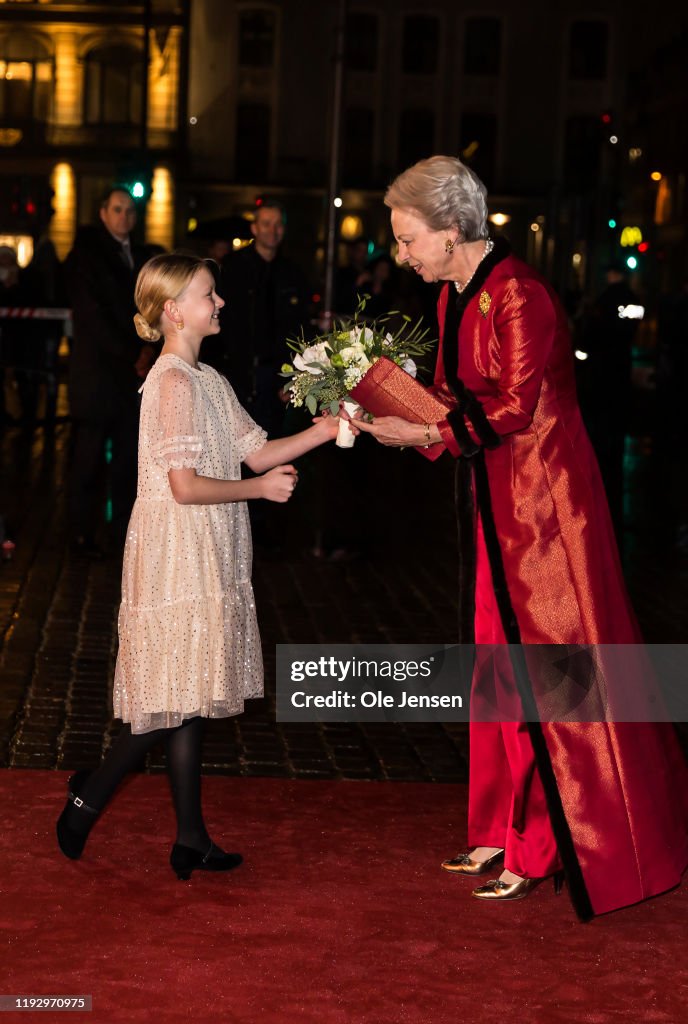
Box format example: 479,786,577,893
0,0,683,295
186,0,682,294
0,0,187,261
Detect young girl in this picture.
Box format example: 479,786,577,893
57,253,339,879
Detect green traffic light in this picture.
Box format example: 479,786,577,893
626,255,638,270
132,181,145,199
608,218,617,229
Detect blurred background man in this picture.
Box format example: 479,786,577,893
64,187,155,555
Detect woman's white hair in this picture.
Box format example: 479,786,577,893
384,155,489,241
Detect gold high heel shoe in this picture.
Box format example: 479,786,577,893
472,871,564,902
441,848,505,876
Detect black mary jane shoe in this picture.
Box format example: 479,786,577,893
170,842,243,881
56,770,99,860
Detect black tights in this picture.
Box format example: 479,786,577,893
67,716,210,851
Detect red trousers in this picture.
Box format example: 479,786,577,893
467,520,561,878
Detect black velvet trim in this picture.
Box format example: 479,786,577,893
444,240,596,921
442,236,511,387
463,397,501,450
446,408,481,457
472,413,595,922
441,237,510,456
507,649,596,923
454,460,476,644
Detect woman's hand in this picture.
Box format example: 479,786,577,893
260,465,298,502
340,410,425,448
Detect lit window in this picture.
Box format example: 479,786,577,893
0,34,53,124
84,44,143,125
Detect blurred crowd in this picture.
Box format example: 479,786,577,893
1,187,686,558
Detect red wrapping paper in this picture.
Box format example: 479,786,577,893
350,356,452,461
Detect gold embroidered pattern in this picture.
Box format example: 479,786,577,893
479,290,492,318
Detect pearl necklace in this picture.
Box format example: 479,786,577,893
453,239,494,293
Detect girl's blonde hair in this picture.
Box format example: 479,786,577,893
133,252,211,342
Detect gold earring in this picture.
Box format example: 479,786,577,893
445,238,456,254
175,320,184,330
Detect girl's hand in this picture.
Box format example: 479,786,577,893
338,402,366,436
312,410,340,441
260,465,298,502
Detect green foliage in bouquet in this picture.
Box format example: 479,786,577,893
281,295,436,415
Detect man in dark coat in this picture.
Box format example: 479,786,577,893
199,202,310,555
64,187,154,553
206,201,310,439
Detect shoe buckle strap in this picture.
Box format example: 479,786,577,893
69,791,98,815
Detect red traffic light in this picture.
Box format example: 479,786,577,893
637,242,649,253
601,112,612,124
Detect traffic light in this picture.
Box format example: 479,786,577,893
3,176,54,229
116,158,152,203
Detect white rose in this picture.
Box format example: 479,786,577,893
402,357,417,378
350,325,374,346
293,341,329,374
340,343,371,370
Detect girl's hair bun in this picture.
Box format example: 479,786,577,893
133,312,161,342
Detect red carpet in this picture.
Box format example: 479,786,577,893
1,770,686,1023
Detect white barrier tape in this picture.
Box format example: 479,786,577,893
0,308,71,319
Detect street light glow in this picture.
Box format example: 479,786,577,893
334,197,343,208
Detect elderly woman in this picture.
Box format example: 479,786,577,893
352,156,688,918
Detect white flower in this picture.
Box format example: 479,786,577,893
382,332,394,347
349,325,374,347
402,357,417,378
293,341,330,374
344,365,365,388
340,341,371,371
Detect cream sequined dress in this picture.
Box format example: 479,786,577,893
113,354,267,734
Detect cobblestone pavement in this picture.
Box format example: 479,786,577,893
1,392,687,783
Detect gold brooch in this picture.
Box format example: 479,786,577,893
479,290,492,318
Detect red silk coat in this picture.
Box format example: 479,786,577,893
432,244,688,917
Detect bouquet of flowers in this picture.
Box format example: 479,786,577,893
281,297,436,446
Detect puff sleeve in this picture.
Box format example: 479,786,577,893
150,366,204,470
221,379,267,463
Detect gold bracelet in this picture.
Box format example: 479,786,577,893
423,423,431,447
